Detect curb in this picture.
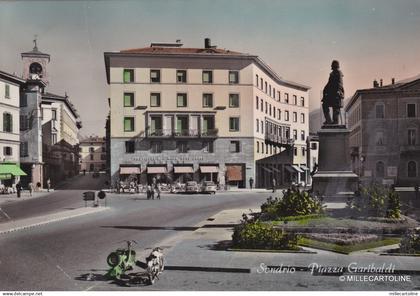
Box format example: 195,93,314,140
0,207,109,235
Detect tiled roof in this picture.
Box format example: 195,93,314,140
119,47,243,55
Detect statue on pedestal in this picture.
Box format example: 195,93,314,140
322,60,344,125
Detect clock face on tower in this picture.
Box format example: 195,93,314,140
29,62,43,75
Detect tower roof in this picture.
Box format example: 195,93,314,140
21,38,50,61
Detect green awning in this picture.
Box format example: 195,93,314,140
0,163,27,176
0,174,12,180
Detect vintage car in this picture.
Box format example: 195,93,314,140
185,181,200,193
201,181,217,194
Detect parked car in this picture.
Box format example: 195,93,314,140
185,181,200,193
201,181,217,194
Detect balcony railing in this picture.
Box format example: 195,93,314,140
147,128,218,138
265,133,294,146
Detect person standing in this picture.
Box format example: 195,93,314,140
156,184,161,200
249,177,254,189
272,177,277,193
16,181,22,198
47,178,51,192
28,182,33,197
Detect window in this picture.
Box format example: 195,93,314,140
256,96,259,110
124,92,135,107
302,147,306,156
150,93,161,107
51,109,57,120
273,88,276,99
270,145,272,154
229,117,240,131
273,108,276,118
101,154,106,160
177,93,187,107
229,94,240,108
294,147,297,156
293,129,297,140
256,119,259,132
264,81,267,93
265,102,268,114
202,141,214,153
177,70,187,83
176,141,188,153
262,143,264,153
260,78,263,90
123,69,134,83
284,93,289,103
301,130,305,141
203,93,213,108
300,97,305,107
376,131,385,146
229,71,239,84
269,85,271,96
408,161,417,178
285,111,289,121
230,141,240,153
376,104,385,119
123,117,134,132
285,127,290,139
3,146,12,156
202,70,213,84
52,133,57,144
20,95,27,107
277,91,281,101
260,99,263,110
300,113,305,123
376,161,385,178
20,142,28,157
256,75,259,87
150,69,160,83
89,147,94,152
311,142,318,150
256,141,259,153
269,104,272,116
293,95,297,105
293,112,297,122
20,115,28,131
408,129,416,145
3,112,12,133
90,154,94,161
407,103,416,118
151,141,163,153
261,120,264,134
5,84,10,98
150,116,163,135
278,109,281,120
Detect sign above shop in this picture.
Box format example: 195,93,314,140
132,155,205,162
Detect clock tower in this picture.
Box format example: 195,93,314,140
21,37,50,86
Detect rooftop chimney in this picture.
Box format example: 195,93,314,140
205,38,211,49
373,80,379,88
391,78,395,85
380,79,383,87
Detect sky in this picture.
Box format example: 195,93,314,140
1,0,420,136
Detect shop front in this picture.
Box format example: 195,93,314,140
173,164,194,183
226,164,245,188
199,165,219,182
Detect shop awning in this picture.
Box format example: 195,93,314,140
300,165,310,171
200,166,219,173
120,167,141,175
174,166,194,173
292,165,304,173
0,163,27,177
226,165,243,181
285,165,296,173
147,166,167,174
261,166,273,173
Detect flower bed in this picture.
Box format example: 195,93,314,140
303,233,379,246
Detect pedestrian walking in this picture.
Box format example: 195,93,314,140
249,177,254,189
146,185,152,200
47,178,51,192
28,182,33,197
272,177,277,193
150,185,155,200
156,184,161,200
16,181,22,198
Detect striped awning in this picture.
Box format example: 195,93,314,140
285,165,296,173
200,166,218,173
147,166,167,174
120,167,141,175
174,166,194,173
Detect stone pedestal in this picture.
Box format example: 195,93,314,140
312,126,358,199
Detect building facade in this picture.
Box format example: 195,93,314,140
104,39,310,188
0,70,26,186
346,76,420,186
79,136,107,172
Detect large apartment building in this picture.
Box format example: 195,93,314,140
346,76,420,186
79,136,107,172
104,39,310,188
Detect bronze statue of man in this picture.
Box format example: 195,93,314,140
322,60,344,125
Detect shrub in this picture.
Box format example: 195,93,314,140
348,183,401,218
260,188,323,219
399,229,420,254
232,214,299,250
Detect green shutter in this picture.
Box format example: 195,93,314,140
124,117,133,132
5,85,10,98
123,70,132,83
124,93,133,107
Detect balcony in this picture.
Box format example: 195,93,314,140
265,133,294,147
400,145,420,154
147,128,218,138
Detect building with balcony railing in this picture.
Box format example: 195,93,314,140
104,39,310,188
346,75,420,186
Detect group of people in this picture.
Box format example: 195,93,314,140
14,178,51,198
146,183,161,200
